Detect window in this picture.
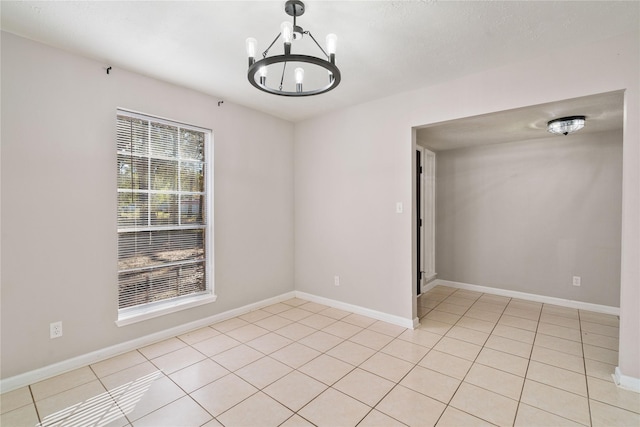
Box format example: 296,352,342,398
116,110,214,325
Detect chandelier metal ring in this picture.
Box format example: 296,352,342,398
248,54,341,97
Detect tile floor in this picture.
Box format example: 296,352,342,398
2,286,639,426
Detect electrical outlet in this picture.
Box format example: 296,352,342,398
50,321,63,339
334,275,340,286
572,276,581,287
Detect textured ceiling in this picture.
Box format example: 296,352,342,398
1,1,638,122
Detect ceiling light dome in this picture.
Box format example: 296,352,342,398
547,116,586,136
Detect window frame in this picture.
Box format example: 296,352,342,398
115,109,215,327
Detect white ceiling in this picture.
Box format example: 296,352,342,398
1,1,638,122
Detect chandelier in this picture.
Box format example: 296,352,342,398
245,0,341,96
547,116,586,136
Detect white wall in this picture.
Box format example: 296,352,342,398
294,32,639,381
434,132,622,306
0,32,295,379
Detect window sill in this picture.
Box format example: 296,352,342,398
115,293,217,327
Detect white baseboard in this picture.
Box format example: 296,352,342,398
0,291,296,394
433,279,620,316
295,291,416,330
614,367,640,393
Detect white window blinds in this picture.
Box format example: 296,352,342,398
117,110,212,311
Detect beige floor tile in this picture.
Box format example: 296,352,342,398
35,380,123,425
333,368,395,407
417,318,453,335
253,314,293,331
270,343,321,369
0,387,32,415
367,320,407,337
491,324,535,344
436,405,496,427
456,316,496,333
282,297,308,307
280,414,315,427
100,362,160,391
212,344,264,372
445,325,489,346
471,301,506,314
400,365,461,404
380,338,430,363
238,308,273,323
450,382,518,427
191,374,257,416
587,376,640,413
585,358,616,381
225,324,269,342
263,371,326,412
349,329,395,350
262,303,292,314
484,334,532,358
299,354,353,385
539,312,581,329
191,334,241,357
418,350,472,380
497,315,538,332
360,352,414,382
579,311,619,327
358,409,406,426
177,326,220,345
520,379,590,425
582,331,619,350
275,322,317,340
541,305,577,319
502,307,540,321
132,396,212,427
426,308,463,323
321,321,363,339
298,330,343,352
536,322,582,342
342,313,377,328
217,391,293,427
443,296,475,308
116,374,185,422
465,308,502,323
246,331,293,354
581,320,619,338
0,404,40,427
211,317,250,333
475,347,528,377
534,333,583,357
514,403,585,427
477,294,510,305
235,356,292,389
530,346,585,374
31,366,97,401
201,419,223,427
299,388,370,427
298,313,337,330
319,307,351,320
376,385,446,427
590,399,640,427
168,359,229,393
583,344,619,365
398,328,442,348
526,360,587,396
150,346,206,374
279,307,314,322
433,337,482,361
465,363,524,400
298,302,329,313
138,337,187,359
326,340,376,366
91,351,147,378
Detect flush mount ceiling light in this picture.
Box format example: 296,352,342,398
547,116,586,136
245,0,341,97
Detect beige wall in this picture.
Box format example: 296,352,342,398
1,32,295,379
434,132,622,306
294,32,639,380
